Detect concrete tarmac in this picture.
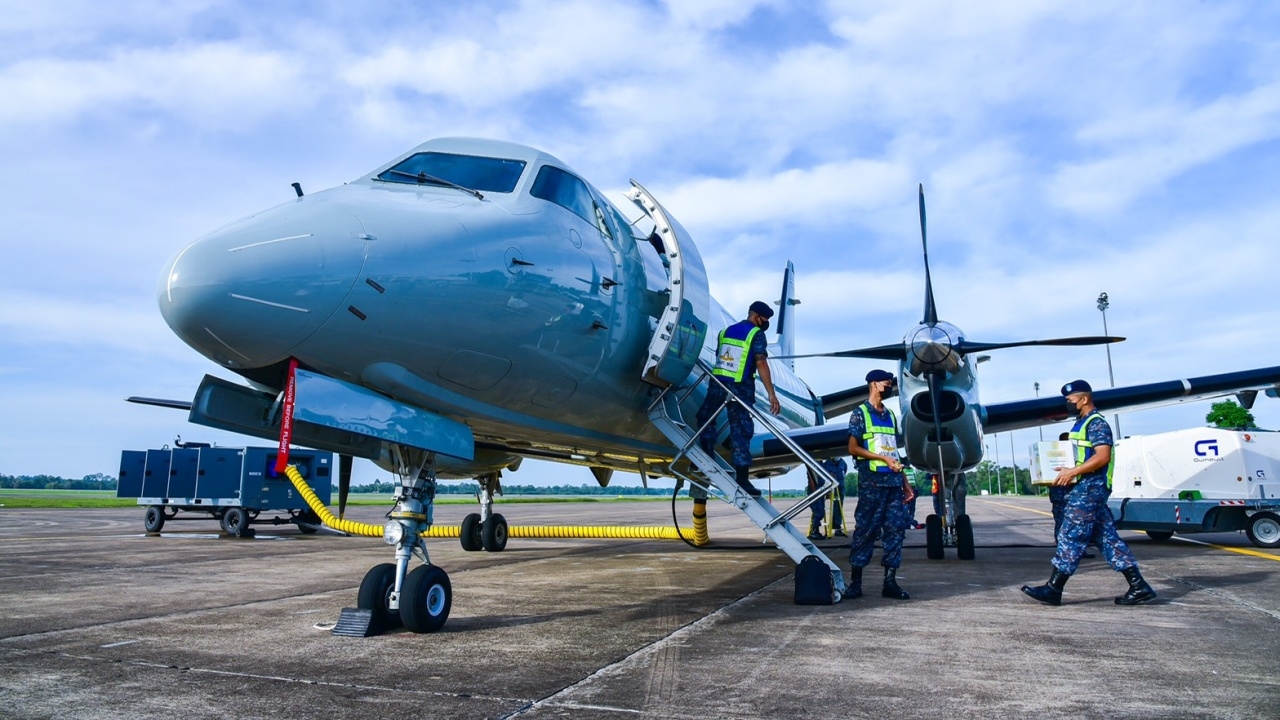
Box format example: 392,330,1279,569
1,494,1278,719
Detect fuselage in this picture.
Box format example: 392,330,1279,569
160,138,820,477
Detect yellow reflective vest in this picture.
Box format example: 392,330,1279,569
1069,411,1114,488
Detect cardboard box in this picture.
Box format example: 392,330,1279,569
1029,440,1076,485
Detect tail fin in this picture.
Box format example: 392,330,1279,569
775,261,798,370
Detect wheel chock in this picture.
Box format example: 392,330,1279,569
331,607,382,637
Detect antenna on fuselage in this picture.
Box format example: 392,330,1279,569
291,182,304,198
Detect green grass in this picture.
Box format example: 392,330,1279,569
0,490,136,508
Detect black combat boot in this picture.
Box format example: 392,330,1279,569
845,566,863,599
1021,568,1070,606
881,567,910,600
1115,567,1157,605
734,467,762,497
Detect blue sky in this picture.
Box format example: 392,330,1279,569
3,1,1280,489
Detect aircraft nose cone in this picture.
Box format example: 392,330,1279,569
159,199,367,369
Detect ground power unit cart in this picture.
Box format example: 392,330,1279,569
117,444,333,537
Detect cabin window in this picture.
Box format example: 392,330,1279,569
531,166,599,228
376,152,526,193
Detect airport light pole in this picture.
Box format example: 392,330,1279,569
977,355,994,494
1009,431,1018,496
1097,292,1121,437
1034,382,1044,441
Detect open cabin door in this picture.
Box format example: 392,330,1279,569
626,181,710,388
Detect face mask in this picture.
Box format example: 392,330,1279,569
759,319,770,332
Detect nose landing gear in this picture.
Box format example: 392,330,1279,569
353,447,453,634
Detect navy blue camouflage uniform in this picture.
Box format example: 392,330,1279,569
847,403,910,569
1052,413,1137,575
696,322,769,469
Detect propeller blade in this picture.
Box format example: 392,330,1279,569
775,343,909,361
956,336,1125,354
338,453,352,521
920,184,938,326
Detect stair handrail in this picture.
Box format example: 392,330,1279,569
655,361,840,525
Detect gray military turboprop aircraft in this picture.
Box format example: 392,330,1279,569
144,138,1280,632
145,137,846,633
764,186,1280,559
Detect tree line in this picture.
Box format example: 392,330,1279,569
1,473,117,490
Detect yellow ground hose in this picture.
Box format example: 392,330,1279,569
286,465,382,537
285,465,697,541
692,499,710,546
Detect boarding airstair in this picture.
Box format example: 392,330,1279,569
647,368,847,601
626,181,846,603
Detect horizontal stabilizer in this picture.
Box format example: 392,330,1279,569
126,396,192,411
819,384,870,418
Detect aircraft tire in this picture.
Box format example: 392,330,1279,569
144,506,165,533
357,562,402,630
1144,530,1174,542
221,507,249,537
1245,512,1280,549
401,564,451,633
482,513,509,552
925,514,944,560
460,513,483,551
956,514,975,560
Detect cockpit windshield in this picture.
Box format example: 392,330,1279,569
376,152,527,193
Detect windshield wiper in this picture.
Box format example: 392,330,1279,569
386,169,484,200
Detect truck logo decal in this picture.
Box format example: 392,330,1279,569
1194,439,1219,457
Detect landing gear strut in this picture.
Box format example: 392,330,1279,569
354,447,452,633
926,471,973,560
460,472,507,552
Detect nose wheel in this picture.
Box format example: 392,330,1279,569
348,448,454,635
357,563,402,631
400,565,452,633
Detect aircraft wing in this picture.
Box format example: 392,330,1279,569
980,364,1280,434
754,364,1280,467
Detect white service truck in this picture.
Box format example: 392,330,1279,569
1031,428,1280,548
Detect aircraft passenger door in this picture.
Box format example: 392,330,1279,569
626,181,710,388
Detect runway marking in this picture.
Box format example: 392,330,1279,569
99,639,144,648
987,500,1053,518
1150,569,1280,621
1172,536,1280,562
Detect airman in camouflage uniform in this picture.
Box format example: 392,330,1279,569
695,301,780,498
845,369,914,600
1022,380,1157,606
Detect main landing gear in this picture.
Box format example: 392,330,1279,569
355,447,452,633
926,471,975,560
460,472,508,552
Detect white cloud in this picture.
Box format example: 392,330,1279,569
0,42,306,129
1050,81,1280,214
659,158,911,230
